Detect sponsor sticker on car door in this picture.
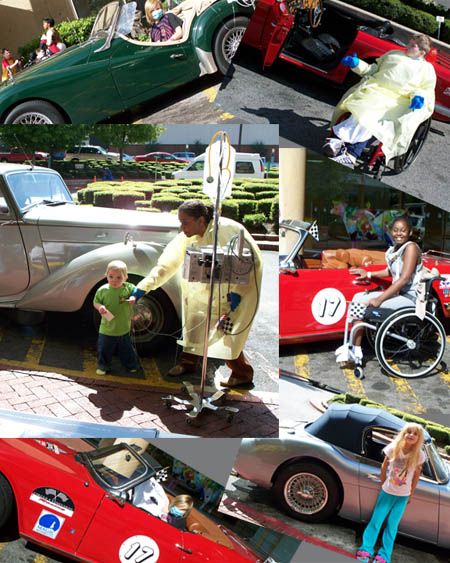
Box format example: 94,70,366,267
33,509,65,539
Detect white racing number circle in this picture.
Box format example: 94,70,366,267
311,288,347,326
119,535,160,563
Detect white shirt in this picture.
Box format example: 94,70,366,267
382,443,425,496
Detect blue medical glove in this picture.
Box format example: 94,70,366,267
341,52,359,68
409,95,424,111
131,287,146,302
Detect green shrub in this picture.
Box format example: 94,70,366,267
94,191,114,207
255,199,274,217
135,201,153,208
113,191,145,210
242,182,274,194
151,196,184,212
236,200,256,218
78,186,109,205
255,190,278,200
221,200,239,221
343,393,362,404
270,196,279,232
242,213,267,232
267,171,279,179
425,425,449,445
230,190,255,200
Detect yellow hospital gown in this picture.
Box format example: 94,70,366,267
137,217,263,360
332,50,436,162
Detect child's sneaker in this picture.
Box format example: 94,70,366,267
356,551,371,563
96,368,106,375
330,150,356,169
372,556,387,563
322,137,345,157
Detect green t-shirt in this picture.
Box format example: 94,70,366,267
93,281,136,336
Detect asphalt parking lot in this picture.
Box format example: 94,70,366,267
0,251,278,437
220,475,450,563
280,336,450,419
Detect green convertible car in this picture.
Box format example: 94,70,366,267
0,0,253,124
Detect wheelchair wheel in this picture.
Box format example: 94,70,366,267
392,117,431,174
375,308,446,378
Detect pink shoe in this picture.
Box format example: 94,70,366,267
356,551,371,562
372,556,387,563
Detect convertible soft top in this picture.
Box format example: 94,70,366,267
305,403,431,453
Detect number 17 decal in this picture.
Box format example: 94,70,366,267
119,536,160,563
311,288,347,326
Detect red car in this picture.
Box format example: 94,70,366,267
0,147,49,162
134,152,190,163
279,219,450,345
243,0,450,122
0,439,266,563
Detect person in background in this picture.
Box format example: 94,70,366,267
145,0,183,42
2,48,20,81
42,18,66,54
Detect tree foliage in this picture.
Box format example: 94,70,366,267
92,125,165,165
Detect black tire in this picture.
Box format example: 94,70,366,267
0,158,7,162
309,0,323,28
272,462,340,522
375,308,446,378
213,16,250,75
4,101,65,124
0,474,14,529
392,117,431,174
93,287,180,356
354,365,364,379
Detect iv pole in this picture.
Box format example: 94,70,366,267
161,132,239,424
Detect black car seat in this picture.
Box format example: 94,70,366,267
299,33,341,63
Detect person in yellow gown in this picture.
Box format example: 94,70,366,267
132,200,263,388
323,34,436,168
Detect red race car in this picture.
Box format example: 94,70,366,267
0,439,266,563
243,0,450,122
134,152,190,163
279,219,450,345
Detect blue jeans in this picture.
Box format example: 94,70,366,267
346,139,372,159
97,333,139,371
359,490,408,563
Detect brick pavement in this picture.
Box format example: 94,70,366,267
0,366,279,437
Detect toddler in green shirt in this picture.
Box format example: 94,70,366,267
93,260,140,375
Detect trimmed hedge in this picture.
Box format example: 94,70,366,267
230,190,255,200
243,213,267,232
255,199,274,217
151,196,184,212
237,200,257,218
271,196,279,233
93,191,114,207
221,200,239,221
255,190,278,200
113,192,145,209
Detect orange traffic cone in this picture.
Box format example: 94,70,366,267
121,176,124,182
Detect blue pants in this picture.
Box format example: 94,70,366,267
359,490,408,563
98,333,139,371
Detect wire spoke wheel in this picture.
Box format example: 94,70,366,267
222,24,246,63
375,308,446,378
131,295,165,346
12,112,54,124
284,472,329,515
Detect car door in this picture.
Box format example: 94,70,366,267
358,431,439,545
108,37,194,105
77,495,182,563
0,181,30,296
261,3,295,68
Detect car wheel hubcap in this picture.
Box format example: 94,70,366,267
223,27,245,63
284,472,328,514
12,112,54,124
131,296,164,344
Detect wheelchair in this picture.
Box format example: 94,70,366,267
340,275,448,379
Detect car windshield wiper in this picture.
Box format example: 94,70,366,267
22,199,72,212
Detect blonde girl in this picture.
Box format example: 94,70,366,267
356,423,425,563
163,494,194,530
145,0,183,42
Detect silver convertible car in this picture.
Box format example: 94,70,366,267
0,163,181,352
233,403,450,548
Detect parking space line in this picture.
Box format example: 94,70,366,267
389,376,426,414
203,86,218,103
33,555,49,562
0,542,6,552
340,366,366,396
25,333,46,364
220,112,235,121
294,347,310,378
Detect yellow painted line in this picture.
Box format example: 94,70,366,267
24,332,46,364
203,86,218,103
294,347,310,379
0,542,7,552
389,374,426,414
220,112,235,121
33,555,49,562
341,366,366,397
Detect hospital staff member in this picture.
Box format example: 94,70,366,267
323,34,436,167
132,200,263,388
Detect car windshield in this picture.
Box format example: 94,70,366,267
5,171,74,212
80,443,155,491
427,442,449,482
90,1,120,36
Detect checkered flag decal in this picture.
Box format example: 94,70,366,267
222,317,234,334
309,221,319,241
348,302,367,320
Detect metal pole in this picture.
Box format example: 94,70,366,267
198,134,224,403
